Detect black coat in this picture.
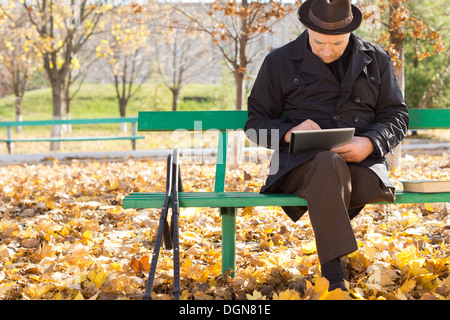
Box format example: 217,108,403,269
245,31,409,200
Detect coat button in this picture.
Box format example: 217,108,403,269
370,76,376,82
354,97,361,103
294,78,300,84
353,116,360,123
333,115,340,121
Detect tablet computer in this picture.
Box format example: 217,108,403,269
289,128,355,154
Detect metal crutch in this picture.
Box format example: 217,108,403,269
142,153,173,300
170,149,183,300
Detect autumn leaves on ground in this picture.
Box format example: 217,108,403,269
0,153,449,300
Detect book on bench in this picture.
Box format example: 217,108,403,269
401,180,450,193
289,128,355,154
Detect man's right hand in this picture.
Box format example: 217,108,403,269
284,119,321,143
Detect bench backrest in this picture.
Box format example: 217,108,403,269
138,109,450,131
139,111,246,192
138,108,449,193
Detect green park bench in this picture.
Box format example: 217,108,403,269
0,117,144,154
122,108,450,277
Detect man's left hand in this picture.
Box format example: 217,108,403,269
331,136,374,163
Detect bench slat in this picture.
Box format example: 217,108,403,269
408,109,450,129
136,109,449,131
124,192,306,208
122,191,450,209
138,111,247,131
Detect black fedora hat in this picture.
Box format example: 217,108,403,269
298,0,362,35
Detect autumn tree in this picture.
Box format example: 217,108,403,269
96,3,152,132
152,4,215,111
62,44,99,135
1,0,110,150
358,0,445,171
174,0,293,111
360,0,445,93
403,0,449,110
0,3,39,132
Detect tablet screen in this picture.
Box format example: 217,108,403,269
289,128,355,153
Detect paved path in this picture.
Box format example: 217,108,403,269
0,140,448,164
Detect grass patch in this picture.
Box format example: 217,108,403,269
0,82,236,121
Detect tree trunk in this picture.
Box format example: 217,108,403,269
229,1,249,168
230,70,246,168
50,80,65,151
119,99,128,133
235,70,246,111
171,87,180,111
15,96,23,133
44,51,71,151
63,80,72,134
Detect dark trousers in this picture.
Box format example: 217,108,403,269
271,150,394,264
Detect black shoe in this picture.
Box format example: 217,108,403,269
322,258,347,292
328,280,347,292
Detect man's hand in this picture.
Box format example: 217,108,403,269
331,136,374,163
284,119,321,143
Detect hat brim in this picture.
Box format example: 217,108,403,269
298,0,362,35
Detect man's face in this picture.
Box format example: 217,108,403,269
308,29,350,64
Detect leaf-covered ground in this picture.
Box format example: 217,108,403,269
0,152,449,300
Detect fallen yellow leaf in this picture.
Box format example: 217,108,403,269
319,288,347,300
272,288,301,300
73,292,85,300
87,267,108,289
400,279,416,294
246,290,266,300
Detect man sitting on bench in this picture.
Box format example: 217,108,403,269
245,0,409,291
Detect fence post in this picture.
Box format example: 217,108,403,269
131,121,137,150
6,126,12,154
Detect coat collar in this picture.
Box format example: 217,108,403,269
352,33,376,53
288,30,376,109
288,31,308,60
